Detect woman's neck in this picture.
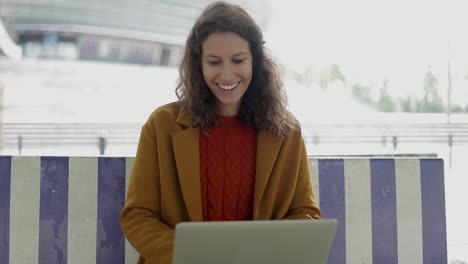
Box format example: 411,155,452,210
218,103,240,116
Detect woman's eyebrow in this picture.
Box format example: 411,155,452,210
232,52,247,57
205,52,247,58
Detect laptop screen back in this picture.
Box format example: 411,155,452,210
173,219,337,264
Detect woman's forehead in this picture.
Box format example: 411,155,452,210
202,32,250,56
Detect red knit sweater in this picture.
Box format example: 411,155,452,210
199,116,257,221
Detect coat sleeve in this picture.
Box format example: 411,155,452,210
120,121,175,264
283,136,322,220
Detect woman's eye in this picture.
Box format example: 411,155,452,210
208,61,220,65
233,59,244,64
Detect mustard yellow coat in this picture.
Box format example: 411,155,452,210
120,102,321,264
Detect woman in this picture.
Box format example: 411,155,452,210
120,1,321,263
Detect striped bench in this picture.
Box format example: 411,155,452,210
0,156,447,263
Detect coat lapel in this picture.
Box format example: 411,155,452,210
254,131,284,216
171,112,203,221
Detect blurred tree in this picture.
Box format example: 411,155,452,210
419,66,444,112
378,77,396,112
352,83,373,106
450,104,464,113
400,95,418,112
319,64,346,90
400,97,411,112
329,64,346,83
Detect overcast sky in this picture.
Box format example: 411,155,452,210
260,0,468,104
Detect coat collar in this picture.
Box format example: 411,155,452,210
171,110,284,221
175,108,193,128
254,131,284,216
172,109,202,221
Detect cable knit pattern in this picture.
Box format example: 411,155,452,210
200,116,257,221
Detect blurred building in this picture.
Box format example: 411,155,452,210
0,0,214,65
0,0,271,65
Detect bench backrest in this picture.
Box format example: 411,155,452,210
0,156,447,263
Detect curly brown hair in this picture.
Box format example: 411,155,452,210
175,1,299,136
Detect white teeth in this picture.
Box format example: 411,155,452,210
217,82,239,91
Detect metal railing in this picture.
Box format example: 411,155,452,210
1,122,468,155
303,123,468,146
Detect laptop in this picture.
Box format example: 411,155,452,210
173,219,337,264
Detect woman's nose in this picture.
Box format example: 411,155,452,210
219,64,234,80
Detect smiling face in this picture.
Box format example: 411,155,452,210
201,32,253,116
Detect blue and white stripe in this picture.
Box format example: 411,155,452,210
0,156,139,264
420,159,447,263
395,159,423,263
344,159,372,264
0,156,12,264
313,158,447,264
0,156,447,263
10,156,41,264
68,157,98,264
39,157,69,264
